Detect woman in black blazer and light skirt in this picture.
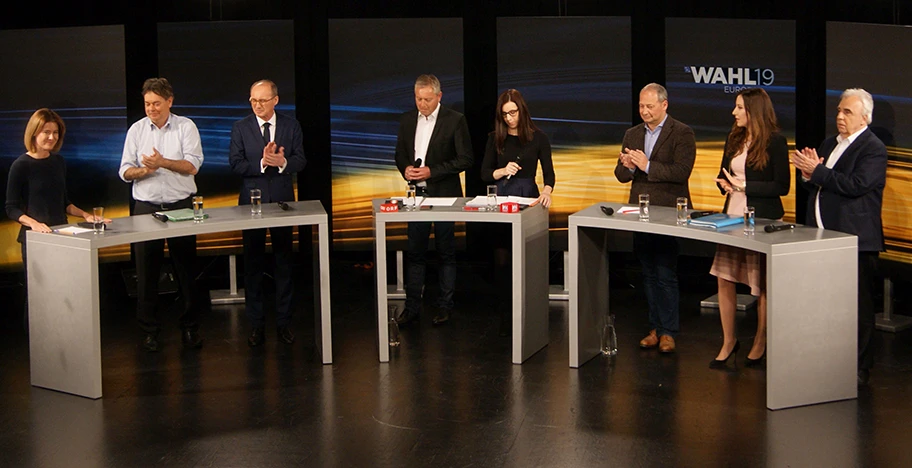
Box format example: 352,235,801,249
710,88,789,368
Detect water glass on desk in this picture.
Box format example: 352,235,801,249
676,197,688,225
486,185,498,211
250,189,262,216
638,194,650,221
405,185,417,211
744,206,755,233
192,196,204,222
92,207,105,233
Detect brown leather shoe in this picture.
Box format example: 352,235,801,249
639,330,658,348
659,335,676,353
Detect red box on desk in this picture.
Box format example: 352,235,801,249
499,202,519,213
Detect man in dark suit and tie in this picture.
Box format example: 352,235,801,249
615,83,696,353
229,79,307,346
394,74,474,326
792,88,888,385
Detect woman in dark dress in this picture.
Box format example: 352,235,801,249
6,108,100,279
481,89,556,335
709,88,790,368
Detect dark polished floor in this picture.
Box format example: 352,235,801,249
1,253,912,468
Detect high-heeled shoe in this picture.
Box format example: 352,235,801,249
745,349,766,368
709,340,740,369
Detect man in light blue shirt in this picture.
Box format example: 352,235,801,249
119,77,204,352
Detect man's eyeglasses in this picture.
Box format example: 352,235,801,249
249,96,276,105
501,109,519,118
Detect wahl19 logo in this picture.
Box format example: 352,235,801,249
684,66,775,93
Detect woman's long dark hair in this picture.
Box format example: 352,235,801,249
494,89,539,155
725,88,779,171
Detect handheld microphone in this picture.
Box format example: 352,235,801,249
277,201,290,211
764,223,796,233
152,213,169,223
409,158,423,183
507,154,521,180
600,206,615,216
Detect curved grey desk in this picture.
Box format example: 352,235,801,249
26,200,332,399
372,198,549,363
569,203,858,410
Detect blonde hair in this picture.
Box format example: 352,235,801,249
24,108,65,153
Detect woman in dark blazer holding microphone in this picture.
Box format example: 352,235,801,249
710,88,789,368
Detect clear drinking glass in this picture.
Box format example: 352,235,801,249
638,193,650,221
676,197,688,225
92,207,104,233
406,185,417,211
388,304,400,347
192,196,204,223
250,189,262,216
744,206,756,233
486,185,498,211
600,313,618,356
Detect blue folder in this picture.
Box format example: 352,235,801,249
687,213,744,229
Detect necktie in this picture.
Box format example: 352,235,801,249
263,122,271,146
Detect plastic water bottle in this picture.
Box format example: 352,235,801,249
388,305,400,347
600,313,617,356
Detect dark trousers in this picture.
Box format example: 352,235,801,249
405,221,456,314
243,226,295,328
634,233,680,337
133,199,198,334
858,252,878,371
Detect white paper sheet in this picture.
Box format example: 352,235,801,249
419,197,458,206
56,226,94,235
616,206,640,214
465,195,538,207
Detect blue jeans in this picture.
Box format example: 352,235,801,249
405,221,456,314
634,233,680,337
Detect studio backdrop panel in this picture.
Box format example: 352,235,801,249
0,25,127,268
666,18,797,219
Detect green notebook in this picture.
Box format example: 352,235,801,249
155,208,207,222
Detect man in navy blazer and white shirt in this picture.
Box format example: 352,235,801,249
229,79,307,347
792,88,888,386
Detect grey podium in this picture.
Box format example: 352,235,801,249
26,200,332,399
372,198,549,364
569,203,858,410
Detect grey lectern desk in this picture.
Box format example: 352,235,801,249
569,203,858,410
372,198,549,364
26,200,332,399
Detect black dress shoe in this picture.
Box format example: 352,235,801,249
142,334,160,353
277,326,295,344
248,327,266,347
858,369,870,386
432,309,450,326
181,329,203,349
709,340,740,369
396,309,419,327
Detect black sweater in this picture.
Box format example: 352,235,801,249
481,131,555,188
5,153,71,242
